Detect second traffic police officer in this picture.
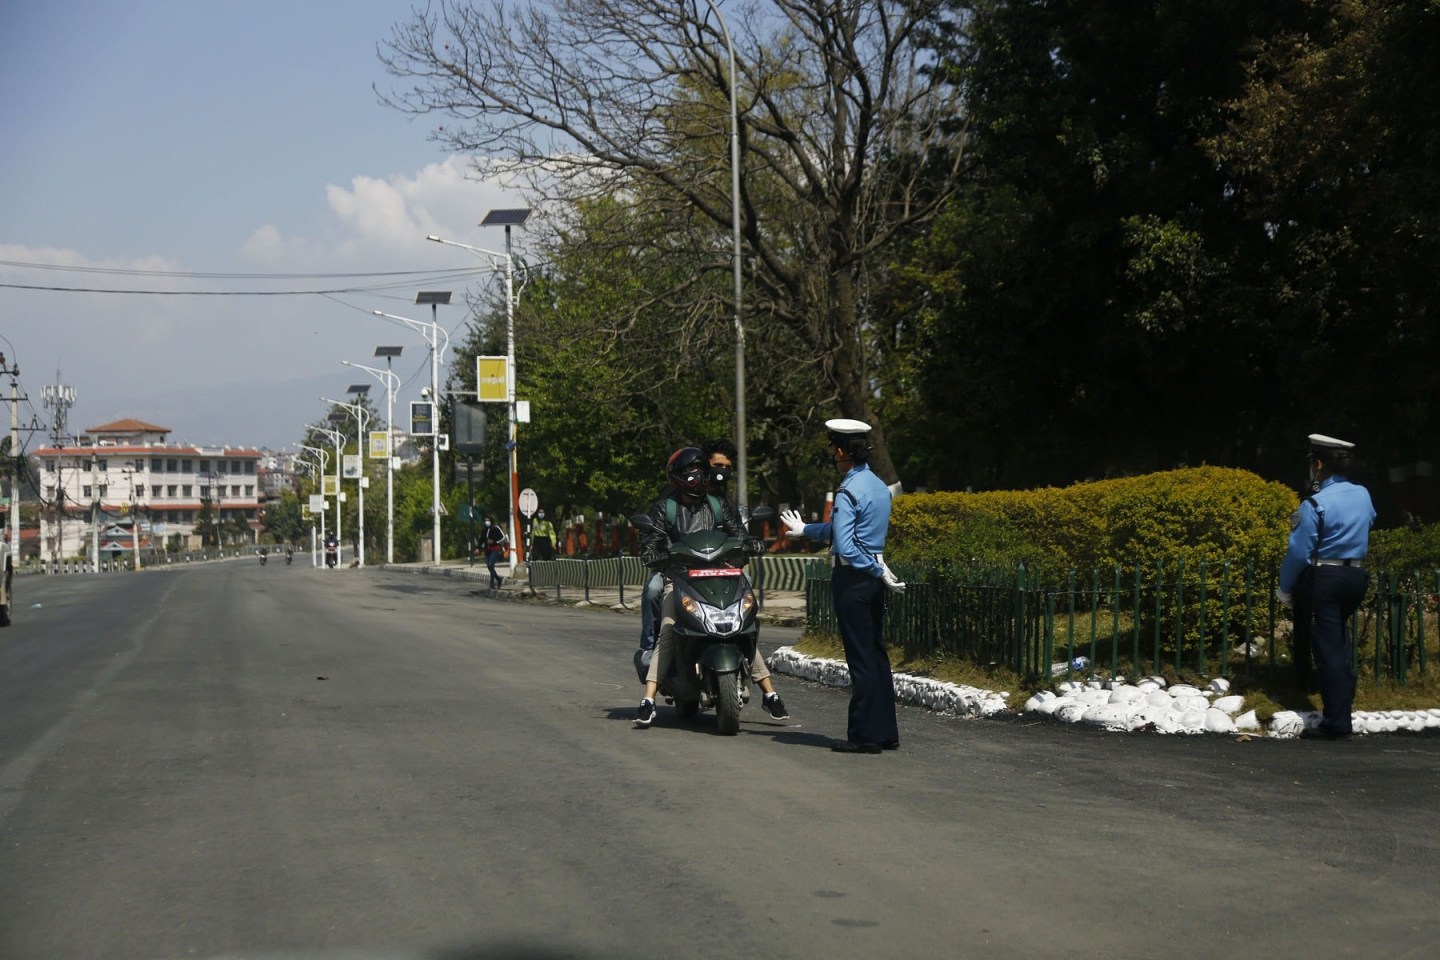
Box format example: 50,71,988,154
781,418,906,753
1277,434,1375,740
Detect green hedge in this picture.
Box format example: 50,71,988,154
1370,522,1440,575
888,466,1297,586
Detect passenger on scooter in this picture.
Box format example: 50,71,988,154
635,447,789,726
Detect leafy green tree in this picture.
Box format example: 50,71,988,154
379,0,968,493
891,0,1306,490
262,490,307,545
448,196,738,524
1205,0,1440,477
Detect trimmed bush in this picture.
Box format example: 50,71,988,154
888,466,1297,584
1370,522,1440,576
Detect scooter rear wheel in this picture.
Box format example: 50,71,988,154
715,672,743,736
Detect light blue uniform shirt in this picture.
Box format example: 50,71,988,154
1278,475,1376,593
801,463,891,578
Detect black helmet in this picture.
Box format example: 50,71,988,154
667,446,706,493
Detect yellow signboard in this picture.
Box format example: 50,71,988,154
477,355,508,402
322,475,338,496
369,431,390,459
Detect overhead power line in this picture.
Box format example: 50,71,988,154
0,261,494,296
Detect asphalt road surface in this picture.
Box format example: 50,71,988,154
2,562,1438,960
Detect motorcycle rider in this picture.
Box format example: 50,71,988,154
637,440,740,669
635,447,789,726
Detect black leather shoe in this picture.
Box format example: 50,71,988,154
831,740,882,754
881,740,900,750
1300,726,1351,741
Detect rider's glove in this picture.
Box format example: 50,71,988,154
780,509,807,539
1275,588,1293,608
744,537,765,557
880,560,907,594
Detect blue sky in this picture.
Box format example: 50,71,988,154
1,0,532,452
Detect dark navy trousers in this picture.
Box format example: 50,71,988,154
1299,565,1369,734
832,565,898,745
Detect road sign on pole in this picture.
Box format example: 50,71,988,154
519,488,538,518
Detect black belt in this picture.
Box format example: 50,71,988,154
1314,558,1364,568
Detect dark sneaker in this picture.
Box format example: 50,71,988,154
763,694,789,720
635,699,656,726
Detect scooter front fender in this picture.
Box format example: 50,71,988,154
700,643,744,675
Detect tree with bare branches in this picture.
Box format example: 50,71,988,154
380,0,964,494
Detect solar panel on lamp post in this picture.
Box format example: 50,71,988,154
323,396,369,568
294,443,328,566
373,301,450,563
429,210,529,576
343,354,401,563
313,426,345,564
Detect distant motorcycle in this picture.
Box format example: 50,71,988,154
285,550,293,566
258,549,268,566
325,541,338,569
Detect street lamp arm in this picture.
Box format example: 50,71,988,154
427,235,510,265
372,309,450,365
342,359,399,393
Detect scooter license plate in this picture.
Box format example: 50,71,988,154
689,567,741,578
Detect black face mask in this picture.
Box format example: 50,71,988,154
708,466,729,489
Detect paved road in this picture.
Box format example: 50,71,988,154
2,563,1438,960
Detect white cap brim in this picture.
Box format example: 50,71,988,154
1308,433,1355,450
825,417,872,435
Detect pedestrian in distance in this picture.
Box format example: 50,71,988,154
781,418,906,754
530,509,557,562
481,515,508,590
1277,434,1375,740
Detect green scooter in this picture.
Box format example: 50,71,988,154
634,518,765,735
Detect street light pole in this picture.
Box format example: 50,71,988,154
701,0,747,513
322,396,369,568
313,427,344,565
345,350,402,564
294,444,328,567
373,304,451,563
428,219,529,575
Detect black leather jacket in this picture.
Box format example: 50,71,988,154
641,490,753,568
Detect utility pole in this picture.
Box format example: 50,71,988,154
41,375,75,565
2,353,19,609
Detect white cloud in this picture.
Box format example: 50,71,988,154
1,156,542,451
241,156,526,270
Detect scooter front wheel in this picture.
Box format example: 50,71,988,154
714,671,743,736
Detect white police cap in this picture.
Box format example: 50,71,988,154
824,418,872,435
1308,433,1355,451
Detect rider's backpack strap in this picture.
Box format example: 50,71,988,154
663,493,724,530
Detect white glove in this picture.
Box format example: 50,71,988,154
880,560,907,594
1276,588,1293,608
780,509,807,539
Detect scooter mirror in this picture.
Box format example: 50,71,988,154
748,505,775,522
629,514,655,530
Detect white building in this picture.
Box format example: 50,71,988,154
35,418,263,561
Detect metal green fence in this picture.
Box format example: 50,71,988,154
805,562,1439,684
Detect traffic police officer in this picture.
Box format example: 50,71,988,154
782,418,906,753
1277,434,1375,740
